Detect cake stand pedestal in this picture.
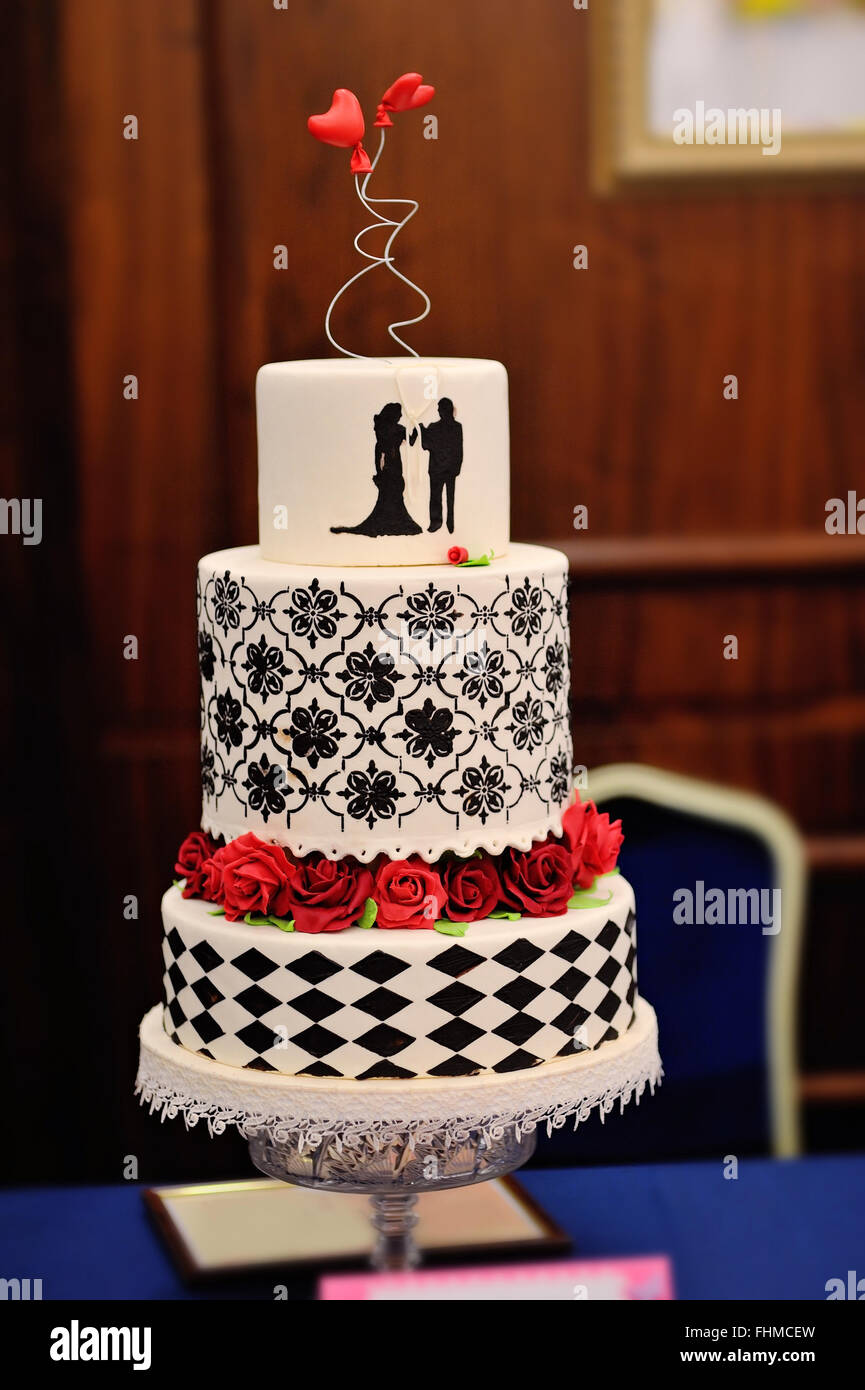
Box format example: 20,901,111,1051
137,997,661,1273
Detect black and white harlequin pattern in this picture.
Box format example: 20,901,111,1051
162,911,636,1080
196,552,572,856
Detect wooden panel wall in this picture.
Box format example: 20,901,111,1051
5,0,865,1180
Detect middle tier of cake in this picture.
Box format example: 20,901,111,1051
161,874,637,1080
198,543,572,861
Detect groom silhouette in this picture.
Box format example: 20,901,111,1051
414,397,463,534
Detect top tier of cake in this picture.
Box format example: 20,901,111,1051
257,358,509,568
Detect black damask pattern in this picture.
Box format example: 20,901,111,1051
198,561,572,846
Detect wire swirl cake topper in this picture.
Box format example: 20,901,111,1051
307,73,435,358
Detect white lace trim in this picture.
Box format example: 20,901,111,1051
136,999,662,1152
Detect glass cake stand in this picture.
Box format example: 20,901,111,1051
248,1124,537,1271
137,998,661,1275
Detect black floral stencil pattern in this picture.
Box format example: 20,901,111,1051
242,635,289,698
199,557,572,850
509,695,546,751
340,761,404,827
243,753,287,822
198,630,215,682
460,755,509,823
288,698,344,768
399,699,457,768
285,579,343,648
337,641,403,712
213,571,244,636
214,690,247,751
399,584,461,649
459,642,505,709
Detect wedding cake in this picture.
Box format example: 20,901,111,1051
156,73,639,1089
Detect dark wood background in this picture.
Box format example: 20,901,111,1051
4,0,865,1183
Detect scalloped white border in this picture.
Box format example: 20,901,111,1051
136,998,661,1151
199,808,569,865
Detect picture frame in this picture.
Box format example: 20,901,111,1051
592,0,865,191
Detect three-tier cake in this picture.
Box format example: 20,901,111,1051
160,356,638,1083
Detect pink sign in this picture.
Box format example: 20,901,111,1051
319,1255,674,1301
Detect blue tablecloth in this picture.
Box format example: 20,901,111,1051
2,1155,862,1300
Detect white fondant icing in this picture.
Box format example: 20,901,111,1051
256,358,509,567
197,543,572,860
160,878,637,1080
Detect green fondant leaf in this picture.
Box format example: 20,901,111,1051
244,911,273,926
172,878,185,890
488,909,522,921
358,898,378,930
433,919,467,937
458,551,493,568
207,907,226,917
567,886,615,910
268,915,296,932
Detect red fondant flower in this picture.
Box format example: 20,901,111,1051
286,853,374,934
441,854,502,923
447,545,469,565
500,839,574,918
175,830,219,900
207,833,297,922
374,856,446,929
562,797,623,889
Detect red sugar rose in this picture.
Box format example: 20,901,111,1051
500,839,574,918
206,832,296,922
562,797,623,889
447,545,469,565
374,856,446,929
442,853,502,923
175,830,219,900
286,853,374,934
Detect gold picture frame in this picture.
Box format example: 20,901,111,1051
593,0,865,191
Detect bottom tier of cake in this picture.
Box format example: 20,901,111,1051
160,876,637,1080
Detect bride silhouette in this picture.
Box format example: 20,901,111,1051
331,402,422,537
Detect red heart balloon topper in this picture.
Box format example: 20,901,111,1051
307,88,371,172
375,71,435,127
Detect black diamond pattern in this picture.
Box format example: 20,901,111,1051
286,951,343,985
188,1010,225,1045
429,1017,485,1052
231,948,279,982
290,1023,344,1057
551,965,591,998
291,988,343,1022
355,987,411,1021
235,983,281,1017
494,976,543,1010
190,939,224,972
493,1013,543,1046
349,951,409,984
355,1023,412,1057
550,929,591,963
597,919,622,953
492,939,544,972
428,981,485,1017
236,1019,279,1054
430,944,485,977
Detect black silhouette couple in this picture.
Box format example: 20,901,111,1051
331,399,463,538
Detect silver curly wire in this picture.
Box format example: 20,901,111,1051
324,129,431,358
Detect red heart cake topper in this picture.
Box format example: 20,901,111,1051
308,88,371,173
375,72,435,126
